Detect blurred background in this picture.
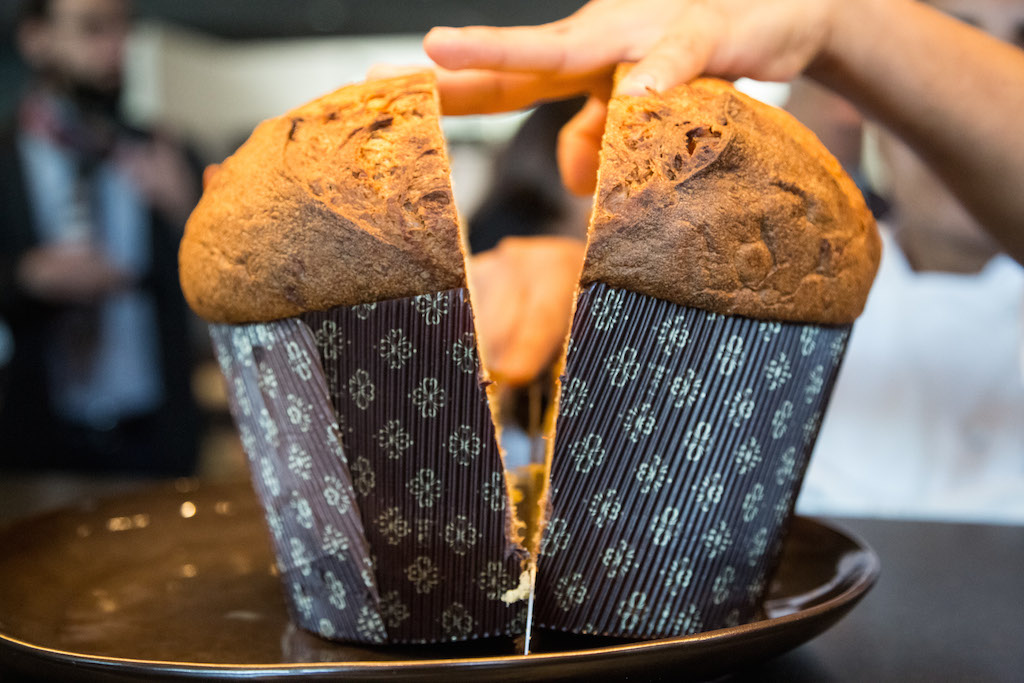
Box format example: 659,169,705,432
1,0,1022,524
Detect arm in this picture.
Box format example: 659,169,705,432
423,0,1024,264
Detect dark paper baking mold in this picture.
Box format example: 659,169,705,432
535,283,850,639
211,288,529,644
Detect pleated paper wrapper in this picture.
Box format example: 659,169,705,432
210,288,530,645
534,283,850,639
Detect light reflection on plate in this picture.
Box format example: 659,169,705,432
0,482,877,681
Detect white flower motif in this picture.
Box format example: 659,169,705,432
289,537,312,576
758,321,782,343
539,518,571,557
214,337,234,373
291,581,313,619
407,468,442,508
725,388,756,428
669,369,705,408
323,474,353,514
748,527,769,567
734,436,763,475
618,591,649,631
636,454,670,494
554,573,588,611
355,605,386,643
747,576,768,604
231,330,253,366
451,333,478,374
605,347,641,387
591,288,625,330
829,335,847,362
405,555,440,594
290,491,314,530
441,602,475,640
348,369,375,410
601,540,637,579
804,364,825,404
716,335,746,376
259,456,280,496
239,424,257,459
712,566,736,605
569,434,606,474
702,521,734,559
771,401,794,439
287,442,313,480
666,603,702,634
684,421,713,461
764,351,793,391
376,507,411,545
257,361,278,399
351,456,375,497
588,489,622,528
481,471,506,512
476,561,514,600
447,425,481,466
318,618,336,638
324,570,347,610
325,423,346,461
651,507,681,547
661,557,693,597
379,590,410,628
412,292,450,325
410,377,446,418
285,394,312,432
656,315,691,355
415,518,434,546
444,515,478,555
233,377,252,416
774,490,795,525
286,340,314,381
265,509,284,539
321,524,350,555
775,446,799,486
252,323,277,349
742,484,765,523
379,328,415,369
559,377,590,418
622,403,657,442
376,420,413,459
799,327,819,356
353,302,377,320
693,472,725,512
314,320,342,360
803,412,823,446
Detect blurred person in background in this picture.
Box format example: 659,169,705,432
0,0,200,475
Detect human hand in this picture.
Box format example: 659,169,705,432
469,236,585,387
16,243,130,305
115,136,199,225
422,0,839,194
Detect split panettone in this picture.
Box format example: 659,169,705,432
179,71,879,643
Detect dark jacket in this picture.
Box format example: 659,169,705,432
0,121,200,475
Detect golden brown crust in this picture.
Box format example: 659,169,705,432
583,77,880,324
179,72,465,324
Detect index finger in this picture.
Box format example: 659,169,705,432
434,67,612,115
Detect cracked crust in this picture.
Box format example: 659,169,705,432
179,72,465,324
583,77,880,324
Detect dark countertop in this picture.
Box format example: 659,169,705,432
730,516,1024,682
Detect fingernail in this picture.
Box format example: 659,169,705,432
617,73,657,97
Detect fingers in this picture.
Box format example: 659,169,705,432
616,22,716,96
433,67,606,115
425,23,624,75
558,95,608,196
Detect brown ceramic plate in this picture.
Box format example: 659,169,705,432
0,481,878,682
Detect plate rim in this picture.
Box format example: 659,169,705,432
0,497,880,677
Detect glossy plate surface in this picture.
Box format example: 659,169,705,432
0,482,878,681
